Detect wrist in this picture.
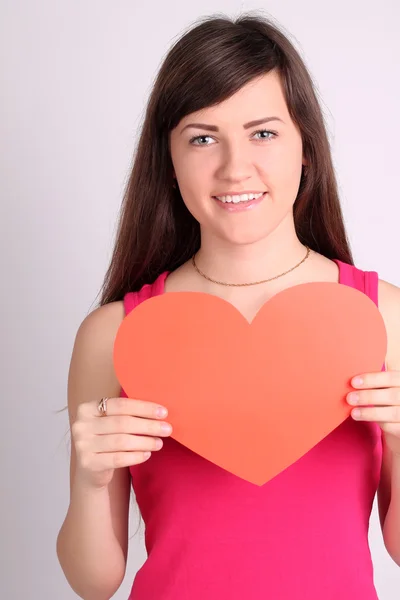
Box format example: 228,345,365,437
72,469,109,495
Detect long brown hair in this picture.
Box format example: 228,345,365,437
96,12,353,308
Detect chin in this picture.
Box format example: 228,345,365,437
219,227,274,247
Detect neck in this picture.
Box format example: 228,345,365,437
195,217,307,285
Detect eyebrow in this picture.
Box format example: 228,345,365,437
180,116,284,134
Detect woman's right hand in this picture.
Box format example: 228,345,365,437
71,397,173,490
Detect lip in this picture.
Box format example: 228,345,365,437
213,190,267,197
213,191,267,212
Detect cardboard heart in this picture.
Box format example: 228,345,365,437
113,283,387,485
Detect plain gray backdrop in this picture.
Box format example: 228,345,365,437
1,1,399,598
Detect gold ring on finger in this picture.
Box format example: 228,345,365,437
98,397,108,417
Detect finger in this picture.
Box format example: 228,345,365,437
347,387,400,406
95,415,173,437
93,433,164,453
351,370,400,390
351,405,400,423
93,397,168,419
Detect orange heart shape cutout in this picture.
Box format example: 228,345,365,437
114,283,387,485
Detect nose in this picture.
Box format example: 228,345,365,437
215,140,255,183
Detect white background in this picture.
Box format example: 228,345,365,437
1,1,399,598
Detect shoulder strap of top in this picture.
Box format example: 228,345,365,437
123,271,169,316
335,260,379,308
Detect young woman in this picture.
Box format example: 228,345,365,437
56,13,400,600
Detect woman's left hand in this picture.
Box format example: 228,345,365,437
347,370,400,456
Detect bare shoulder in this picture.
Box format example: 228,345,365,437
379,278,400,304
378,279,400,369
378,279,400,329
77,300,126,341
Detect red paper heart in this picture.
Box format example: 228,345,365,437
114,283,387,485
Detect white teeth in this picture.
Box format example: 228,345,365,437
215,192,265,203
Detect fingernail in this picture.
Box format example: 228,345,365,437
348,392,359,405
352,409,361,419
157,407,168,418
161,423,172,433
144,452,151,459
352,377,364,387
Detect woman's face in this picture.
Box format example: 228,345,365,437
169,70,306,246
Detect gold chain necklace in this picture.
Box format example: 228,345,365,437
191,246,311,287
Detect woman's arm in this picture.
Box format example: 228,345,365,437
56,301,131,600
377,280,400,566
381,450,400,566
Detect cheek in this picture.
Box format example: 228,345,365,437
271,139,303,175
177,185,210,223
265,146,303,199
174,157,211,197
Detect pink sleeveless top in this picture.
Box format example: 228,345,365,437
121,260,383,600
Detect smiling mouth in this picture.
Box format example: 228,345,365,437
212,192,268,212
212,192,267,204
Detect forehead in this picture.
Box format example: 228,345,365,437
180,71,288,127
